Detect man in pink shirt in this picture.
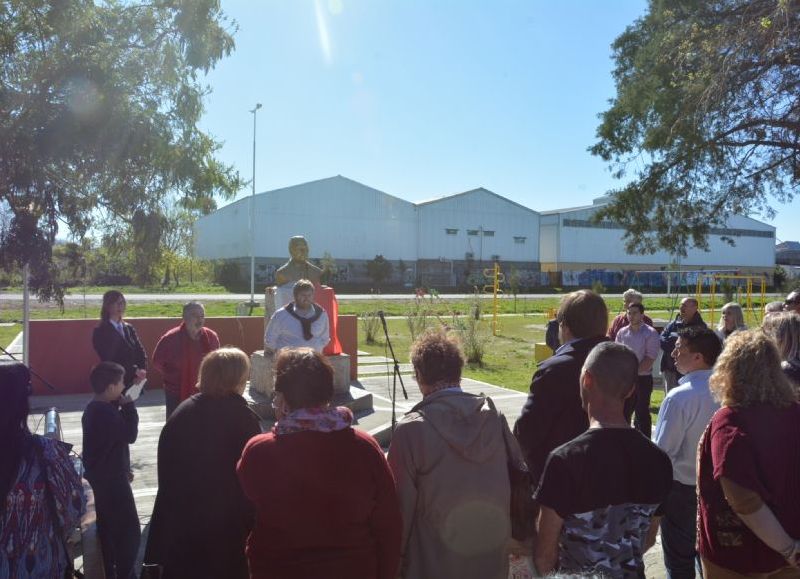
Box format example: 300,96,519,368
152,302,220,418
615,302,660,437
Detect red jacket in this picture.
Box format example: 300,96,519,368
237,428,402,579
151,325,220,397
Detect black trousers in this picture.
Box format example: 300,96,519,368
92,476,141,579
623,374,654,438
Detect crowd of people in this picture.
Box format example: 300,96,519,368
2,285,800,578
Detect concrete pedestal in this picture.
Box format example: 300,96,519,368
328,353,350,395
250,350,275,397
250,351,350,395
247,351,366,421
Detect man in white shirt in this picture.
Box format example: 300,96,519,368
264,279,330,354
654,326,722,579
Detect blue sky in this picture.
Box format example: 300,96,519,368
200,0,799,244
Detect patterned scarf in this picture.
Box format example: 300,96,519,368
275,406,353,435
285,303,323,340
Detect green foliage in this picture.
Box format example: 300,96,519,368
719,279,735,303
360,311,382,344
406,300,430,342
214,261,243,291
365,255,394,286
774,265,788,291
591,0,799,256
0,0,243,301
591,280,606,295
320,252,338,284
451,315,488,366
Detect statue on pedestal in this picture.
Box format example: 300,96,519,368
274,236,321,300
264,235,341,356
251,235,350,401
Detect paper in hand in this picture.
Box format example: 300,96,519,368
126,379,147,402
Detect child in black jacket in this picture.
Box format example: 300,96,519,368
82,362,140,579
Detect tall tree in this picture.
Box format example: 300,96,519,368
0,0,242,299
591,0,798,255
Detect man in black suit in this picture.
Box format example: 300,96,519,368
514,289,609,485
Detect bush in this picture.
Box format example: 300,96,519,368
591,280,606,295
361,311,382,344
452,315,488,366
406,300,430,342
214,261,242,291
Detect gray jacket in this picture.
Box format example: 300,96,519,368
387,389,516,579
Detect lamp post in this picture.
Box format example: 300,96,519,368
249,102,262,306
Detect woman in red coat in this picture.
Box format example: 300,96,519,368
237,348,402,579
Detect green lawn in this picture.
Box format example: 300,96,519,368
0,294,694,422
357,313,669,423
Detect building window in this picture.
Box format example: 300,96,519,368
562,218,773,239
514,236,526,244
483,230,495,237
491,254,500,261
445,228,458,235
467,229,479,236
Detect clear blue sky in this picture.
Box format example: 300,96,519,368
200,0,799,244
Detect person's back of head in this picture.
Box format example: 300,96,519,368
710,330,796,408
677,326,723,368
765,301,785,315
0,361,33,503
275,347,334,410
410,330,464,394
761,312,800,363
90,361,125,394
558,290,608,339
198,347,250,397
581,342,638,403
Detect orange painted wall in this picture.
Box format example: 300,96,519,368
28,315,358,395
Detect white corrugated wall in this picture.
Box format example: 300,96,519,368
417,189,539,263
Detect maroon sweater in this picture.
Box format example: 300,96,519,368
237,427,402,579
151,325,220,397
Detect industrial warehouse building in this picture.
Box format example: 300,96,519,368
194,175,776,289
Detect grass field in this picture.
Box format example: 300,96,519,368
356,313,667,422
0,292,729,422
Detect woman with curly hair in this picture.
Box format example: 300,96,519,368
762,312,800,388
697,330,800,577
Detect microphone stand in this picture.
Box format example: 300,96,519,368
377,311,408,432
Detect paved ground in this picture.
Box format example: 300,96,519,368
27,352,667,578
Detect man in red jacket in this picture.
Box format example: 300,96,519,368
152,301,220,418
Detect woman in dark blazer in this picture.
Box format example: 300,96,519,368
92,290,147,388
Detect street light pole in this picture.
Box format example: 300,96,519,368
249,103,262,306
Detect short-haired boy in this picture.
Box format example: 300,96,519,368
82,361,140,579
